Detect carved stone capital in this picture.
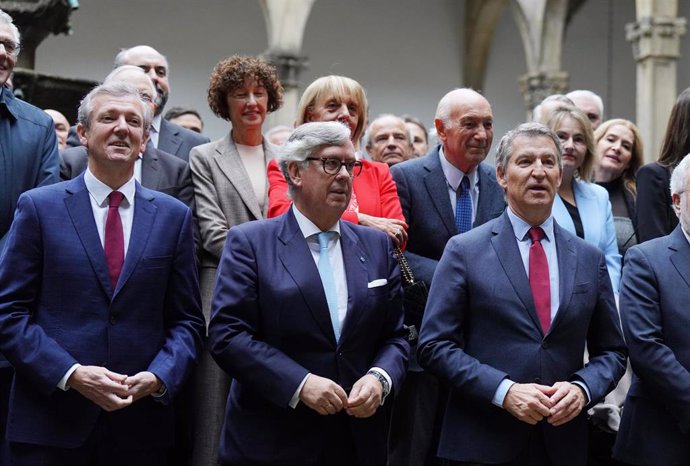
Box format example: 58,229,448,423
261,51,309,89
518,71,569,111
626,16,687,60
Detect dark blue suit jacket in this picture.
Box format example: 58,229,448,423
390,146,505,287
418,212,627,465
0,176,205,449
614,226,690,465
208,209,409,466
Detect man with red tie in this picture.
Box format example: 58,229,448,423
0,82,204,466
417,122,627,465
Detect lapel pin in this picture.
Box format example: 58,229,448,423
360,256,366,263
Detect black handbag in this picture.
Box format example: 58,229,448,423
393,247,429,334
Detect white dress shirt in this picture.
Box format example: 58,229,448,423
439,146,479,224
149,114,161,148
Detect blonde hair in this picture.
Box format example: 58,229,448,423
547,107,597,181
296,75,368,144
594,119,644,196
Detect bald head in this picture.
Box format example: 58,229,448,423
366,114,413,166
44,109,69,150
434,88,494,172
115,45,169,115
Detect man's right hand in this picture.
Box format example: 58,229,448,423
67,365,133,412
299,374,348,416
503,383,555,425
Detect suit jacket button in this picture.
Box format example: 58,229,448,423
109,316,116,325
533,377,542,383
541,342,548,349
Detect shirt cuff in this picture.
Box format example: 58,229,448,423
572,380,591,405
289,373,311,409
492,378,515,408
369,367,392,404
58,363,81,391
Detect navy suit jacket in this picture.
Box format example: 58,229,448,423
614,226,690,465
0,176,205,449
208,209,409,465
59,145,194,208
417,212,626,465
390,146,505,286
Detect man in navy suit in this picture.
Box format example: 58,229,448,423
613,154,690,465
418,122,626,465
208,121,409,466
0,82,204,466
388,88,506,466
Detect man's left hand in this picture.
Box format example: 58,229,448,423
547,381,586,426
124,371,162,402
345,374,382,418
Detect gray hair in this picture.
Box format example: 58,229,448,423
104,65,156,96
670,153,690,197
0,9,20,44
278,122,352,193
77,81,153,131
495,122,563,173
567,89,604,117
363,114,413,149
532,94,574,123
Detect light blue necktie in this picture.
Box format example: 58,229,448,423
317,231,340,341
455,175,472,234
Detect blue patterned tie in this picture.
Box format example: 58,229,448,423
455,176,472,234
317,232,340,341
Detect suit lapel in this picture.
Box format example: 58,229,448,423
550,222,577,334
141,146,161,190
277,211,337,345
424,150,456,236
338,223,369,343
491,212,544,336
214,133,263,220
159,119,182,156
475,164,505,226
669,226,690,288
114,184,157,296
64,176,113,297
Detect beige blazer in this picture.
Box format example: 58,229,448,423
190,132,277,268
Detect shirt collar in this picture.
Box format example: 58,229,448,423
84,167,137,207
292,204,341,240
506,207,555,243
151,114,161,134
439,146,478,191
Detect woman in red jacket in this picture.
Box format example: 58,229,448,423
267,75,408,247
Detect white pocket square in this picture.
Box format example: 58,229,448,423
367,279,388,288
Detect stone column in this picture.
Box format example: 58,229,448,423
512,0,570,120
626,0,686,162
259,0,316,129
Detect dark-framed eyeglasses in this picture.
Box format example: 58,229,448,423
0,39,20,57
306,157,363,177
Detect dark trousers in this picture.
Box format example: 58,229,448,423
387,370,443,466
442,427,551,466
0,366,12,466
9,412,168,466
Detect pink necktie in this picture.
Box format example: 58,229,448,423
528,227,551,334
105,191,125,288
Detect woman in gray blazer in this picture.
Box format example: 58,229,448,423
190,55,283,466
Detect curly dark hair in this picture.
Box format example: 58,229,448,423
207,55,284,121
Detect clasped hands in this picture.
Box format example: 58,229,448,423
503,381,587,426
67,365,162,412
299,373,382,418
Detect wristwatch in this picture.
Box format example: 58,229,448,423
366,370,390,398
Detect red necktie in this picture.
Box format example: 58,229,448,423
528,227,551,333
105,191,125,288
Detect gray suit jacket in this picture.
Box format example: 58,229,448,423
390,145,506,286
190,133,277,267
59,145,194,208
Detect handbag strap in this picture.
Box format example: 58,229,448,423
394,247,416,286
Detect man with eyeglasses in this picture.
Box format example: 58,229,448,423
208,121,409,466
0,10,60,464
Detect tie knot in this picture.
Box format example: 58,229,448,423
317,231,334,250
109,191,124,208
458,175,470,193
528,226,545,243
